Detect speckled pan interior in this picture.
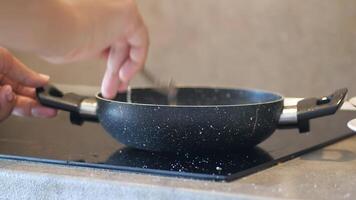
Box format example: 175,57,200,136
97,87,283,107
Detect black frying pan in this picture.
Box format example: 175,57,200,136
36,85,347,152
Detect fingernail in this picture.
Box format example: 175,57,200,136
31,108,43,118
32,107,57,118
39,73,50,81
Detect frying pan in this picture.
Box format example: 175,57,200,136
36,85,347,152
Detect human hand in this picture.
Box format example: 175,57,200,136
0,48,57,122
40,0,149,99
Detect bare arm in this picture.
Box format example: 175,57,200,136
0,0,80,54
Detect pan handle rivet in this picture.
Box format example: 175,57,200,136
317,96,331,105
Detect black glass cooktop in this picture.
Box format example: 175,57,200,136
0,111,355,181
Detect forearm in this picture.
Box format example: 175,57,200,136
0,0,83,55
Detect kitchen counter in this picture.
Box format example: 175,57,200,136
0,133,355,199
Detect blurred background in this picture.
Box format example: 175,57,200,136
10,0,356,97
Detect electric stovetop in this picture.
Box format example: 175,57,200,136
0,111,355,182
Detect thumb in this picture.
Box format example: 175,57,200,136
0,85,16,122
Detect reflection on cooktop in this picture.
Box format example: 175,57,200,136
106,147,272,175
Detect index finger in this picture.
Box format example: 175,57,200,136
0,48,49,87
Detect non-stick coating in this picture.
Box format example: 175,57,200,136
97,88,284,152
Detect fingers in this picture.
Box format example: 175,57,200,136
120,25,149,83
12,95,57,118
0,75,36,98
101,43,129,99
14,86,36,98
0,85,16,122
0,48,55,120
101,23,149,99
0,47,49,87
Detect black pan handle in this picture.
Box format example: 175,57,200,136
36,85,99,125
279,88,348,132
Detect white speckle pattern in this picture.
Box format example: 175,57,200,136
97,88,283,152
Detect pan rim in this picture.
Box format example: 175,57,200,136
95,87,284,108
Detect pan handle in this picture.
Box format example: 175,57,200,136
279,88,348,132
36,84,99,125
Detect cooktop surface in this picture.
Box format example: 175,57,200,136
0,111,355,181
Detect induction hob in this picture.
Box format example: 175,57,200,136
0,111,355,182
